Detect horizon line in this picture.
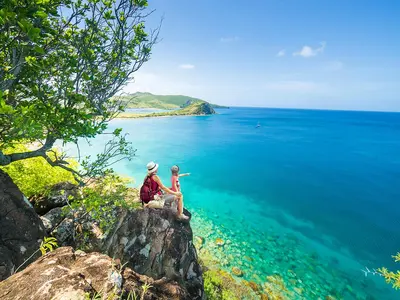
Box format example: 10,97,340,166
222,105,400,114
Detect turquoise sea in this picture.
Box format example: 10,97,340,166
70,108,400,299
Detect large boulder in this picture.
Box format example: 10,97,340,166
0,247,189,300
0,169,46,280
40,207,65,233
39,193,204,298
101,202,204,299
30,181,79,215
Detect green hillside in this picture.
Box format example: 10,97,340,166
117,101,216,119
117,92,228,109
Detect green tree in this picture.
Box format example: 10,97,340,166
0,0,159,181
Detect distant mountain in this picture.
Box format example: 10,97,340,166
117,92,229,110
117,101,216,119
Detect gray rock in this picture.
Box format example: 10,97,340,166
0,169,46,280
31,181,79,215
40,207,65,233
98,202,204,299
51,217,74,246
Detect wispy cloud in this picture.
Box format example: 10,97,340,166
264,81,321,92
293,42,326,58
220,36,239,43
325,60,344,71
122,71,201,95
277,49,285,57
179,64,195,69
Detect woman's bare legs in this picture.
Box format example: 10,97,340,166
177,194,184,216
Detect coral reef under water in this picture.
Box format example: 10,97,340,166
190,209,386,300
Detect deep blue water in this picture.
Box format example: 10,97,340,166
70,107,400,298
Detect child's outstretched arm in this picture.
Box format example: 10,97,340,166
179,173,190,177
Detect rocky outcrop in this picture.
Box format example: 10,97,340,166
196,102,216,115
0,169,46,281
30,181,79,215
41,198,204,299
179,102,216,116
40,207,65,233
0,247,189,300
101,202,203,299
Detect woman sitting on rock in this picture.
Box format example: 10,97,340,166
140,161,189,220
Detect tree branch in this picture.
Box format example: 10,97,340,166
0,136,56,166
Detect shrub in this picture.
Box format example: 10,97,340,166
68,172,140,235
0,144,77,197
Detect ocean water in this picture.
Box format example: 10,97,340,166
70,108,400,299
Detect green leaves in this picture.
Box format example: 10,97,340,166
33,45,45,54
0,97,14,114
34,11,48,19
104,10,114,20
40,237,58,255
17,19,41,41
113,128,122,136
68,172,138,234
25,56,37,65
1,0,158,178
133,0,148,7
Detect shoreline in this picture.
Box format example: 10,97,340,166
115,112,215,119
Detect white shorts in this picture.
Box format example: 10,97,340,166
145,194,175,209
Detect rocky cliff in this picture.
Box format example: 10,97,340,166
0,172,204,299
0,169,46,280
100,204,203,299
41,196,204,299
0,247,190,300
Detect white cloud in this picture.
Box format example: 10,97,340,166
179,64,195,69
277,49,285,57
220,36,239,43
264,81,321,92
325,60,344,71
293,42,326,58
122,71,201,96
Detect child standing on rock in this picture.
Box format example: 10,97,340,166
171,165,190,220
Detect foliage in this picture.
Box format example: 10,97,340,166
0,144,77,197
40,237,59,255
378,252,400,290
199,249,271,299
83,279,151,300
203,268,246,300
0,0,158,180
140,283,152,300
68,172,140,239
84,289,139,300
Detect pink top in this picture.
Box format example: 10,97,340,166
171,175,180,192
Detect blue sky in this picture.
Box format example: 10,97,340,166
122,0,400,111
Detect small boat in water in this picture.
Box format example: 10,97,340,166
256,122,261,128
